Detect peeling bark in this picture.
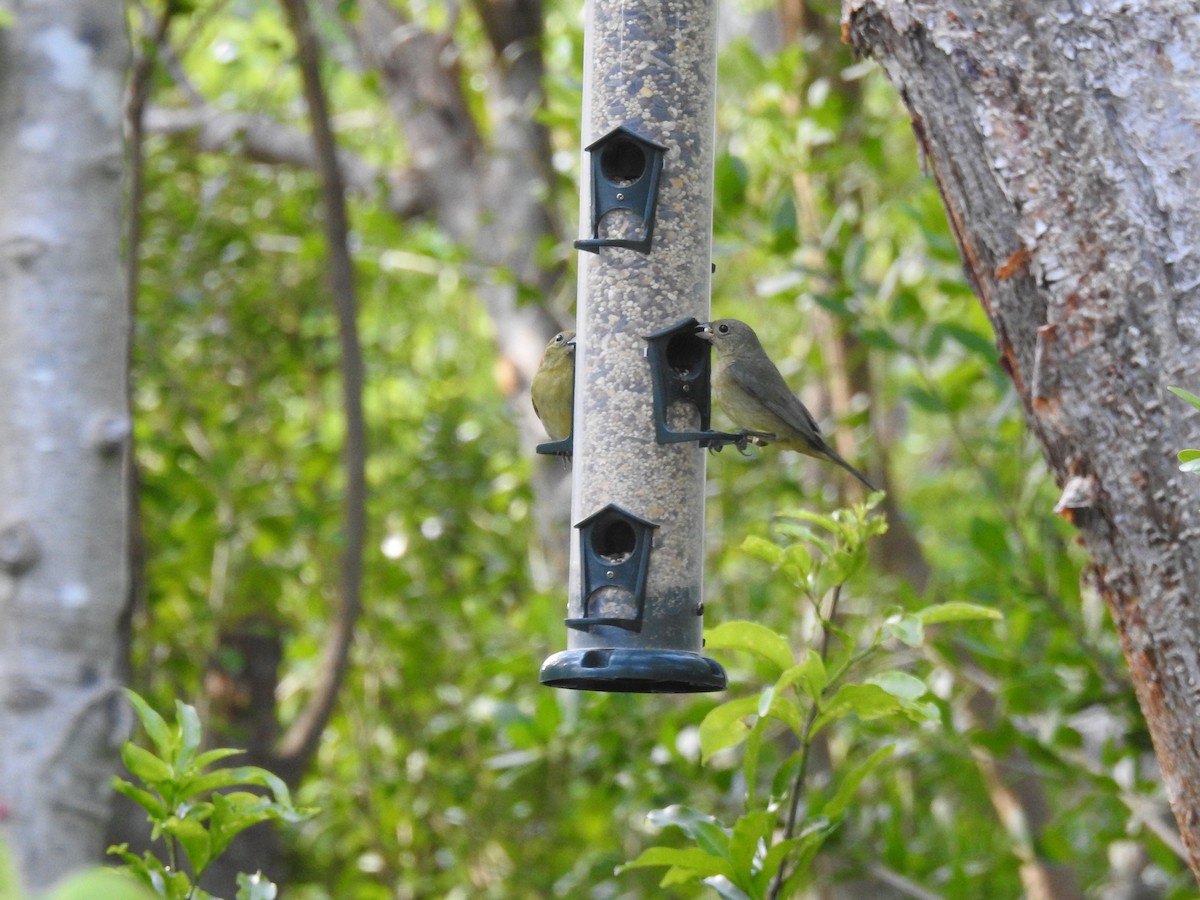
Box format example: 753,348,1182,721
844,0,1200,878
0,1,130,889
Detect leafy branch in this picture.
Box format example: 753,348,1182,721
109,690,314,900
621,497,1000,898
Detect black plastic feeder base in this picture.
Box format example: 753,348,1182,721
539,648,727,693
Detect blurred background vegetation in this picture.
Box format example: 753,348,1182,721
123,0,1188,896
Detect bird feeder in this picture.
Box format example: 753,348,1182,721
539,0,726,693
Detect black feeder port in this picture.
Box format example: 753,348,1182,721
644,317,773,451
539,503,727,693
574,126,667,255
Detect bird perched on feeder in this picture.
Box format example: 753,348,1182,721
698,318,876,491
531,330,576,441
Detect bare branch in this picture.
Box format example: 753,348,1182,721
145,104,434,218
273,0,367,779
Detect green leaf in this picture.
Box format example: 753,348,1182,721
782,509,845,539
1168,385,1200,411
772,522,834,559
781,542,813,585
902,384,946,413
857,326,904,353
754,821,834,893
968,516,1011,566
180,768,262,798
931,322,997,361
761,691,806,737
729,810,776,888
699,696,760,762
705,621,794,674
819,746,895,820
770,193,798,252
175,701,203,769
882,613,924,647
112,778,166,819
811,684,902,736
642,807,727,858
646,805,721,835
740,535,784,566
743,718,767,806
866,670,927,701
916,602,1002,624
691,820,732,860
123,690,174,759
619,846,736,883
715,153,749,210
164,815,212,874
209,793,277,860
642,805,731,872
822,623,859,682
47,869,159,900
215,766,305,818
121,743,173,784
777,649,827,704
1180,455,1200,473
190,747,246,771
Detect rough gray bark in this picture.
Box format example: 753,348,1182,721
0,1,130,890
844,0,1200,880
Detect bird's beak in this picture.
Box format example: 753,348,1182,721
695,322,715,342
565,336,577,353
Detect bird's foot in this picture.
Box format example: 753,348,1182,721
734,429,774,454
708,429,775,455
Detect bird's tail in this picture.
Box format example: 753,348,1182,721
823,446,877,492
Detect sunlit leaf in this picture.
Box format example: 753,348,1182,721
123,690,174,759
1168,386,1200,411
121,744,172,785
699,696,761,762
705,621,794,674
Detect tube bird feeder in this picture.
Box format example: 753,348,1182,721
539,0,727,692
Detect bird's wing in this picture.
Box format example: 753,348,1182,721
726,356,823,437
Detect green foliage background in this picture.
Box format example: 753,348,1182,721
127,0,1187,897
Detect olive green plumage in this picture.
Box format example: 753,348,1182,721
699,319,876,490
531,330,576,441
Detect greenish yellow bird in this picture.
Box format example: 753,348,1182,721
531,330,576,441
699,319,876,490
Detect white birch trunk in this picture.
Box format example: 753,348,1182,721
0,1,130,889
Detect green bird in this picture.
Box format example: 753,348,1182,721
699,319,876,490
531,330,576,441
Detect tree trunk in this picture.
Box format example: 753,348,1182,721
0,1,130,891
844,0,1200,880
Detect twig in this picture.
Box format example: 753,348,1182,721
768,583,843,900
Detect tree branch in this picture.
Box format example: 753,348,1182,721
274,0,367,780
145,104,434,218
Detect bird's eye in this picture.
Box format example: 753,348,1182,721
717,323,730,334
555,334,564,344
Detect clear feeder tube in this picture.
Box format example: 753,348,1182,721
540,0,725,692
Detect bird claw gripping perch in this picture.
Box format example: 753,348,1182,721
707,429,776,455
